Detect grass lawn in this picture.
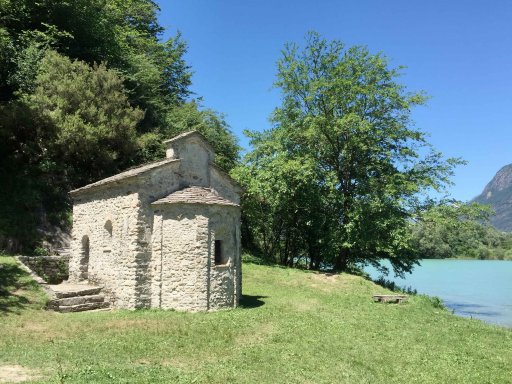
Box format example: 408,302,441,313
1,254,511,383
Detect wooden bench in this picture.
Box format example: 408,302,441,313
372,294,408,304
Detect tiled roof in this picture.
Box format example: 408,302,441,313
151,186,239,207
70,158,180,195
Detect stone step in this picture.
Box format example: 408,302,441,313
46,283,111,312
56,301,110,313
87,307,112,313
50,294,105,307
49,284,103,299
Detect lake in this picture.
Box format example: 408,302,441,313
364,259,512,328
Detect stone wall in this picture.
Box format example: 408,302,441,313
165,134,214,189
208,206,241,309
70,181,143,308
151,205,210,311
70,161,183,309
150,204,241,311
18,255,70,284
136,162,182,307
210,165,242,205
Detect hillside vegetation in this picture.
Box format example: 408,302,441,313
408,164,512,260
1,254,510,384
410,203,512,260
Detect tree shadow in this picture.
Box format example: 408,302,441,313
239,295,267,309
0,261,36,315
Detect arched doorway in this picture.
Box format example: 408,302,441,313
80,235,90,281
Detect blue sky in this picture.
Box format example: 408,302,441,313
158,0,512,201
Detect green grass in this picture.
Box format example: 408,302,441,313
1,254,511,384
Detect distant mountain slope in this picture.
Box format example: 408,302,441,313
473,164,512,231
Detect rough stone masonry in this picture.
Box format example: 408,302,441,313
68,131,242,311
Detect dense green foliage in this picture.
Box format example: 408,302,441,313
0,0,192,112
0,51,144,248
235,32,462,275
24,51,145,185
1,254,510,383
411,202,512,260
0,1,239,251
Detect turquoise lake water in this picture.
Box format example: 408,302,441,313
365,259,512,328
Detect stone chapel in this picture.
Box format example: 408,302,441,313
68,131,242,311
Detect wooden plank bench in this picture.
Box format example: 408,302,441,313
372,294,408,304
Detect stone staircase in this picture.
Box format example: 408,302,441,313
47,283,110,313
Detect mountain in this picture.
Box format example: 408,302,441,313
473,164,512,231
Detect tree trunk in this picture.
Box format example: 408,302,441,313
335,247,350,271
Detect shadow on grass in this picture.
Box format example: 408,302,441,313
0,260,35,315
239,295,267,309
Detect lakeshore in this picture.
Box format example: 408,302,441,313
365,259,512,327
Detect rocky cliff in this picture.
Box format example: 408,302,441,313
473,164,512,231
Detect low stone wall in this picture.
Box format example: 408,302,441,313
17,256,70,284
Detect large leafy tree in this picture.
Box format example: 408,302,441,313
135,101,240,171
163,101,240,171
0,0,191,128
23,50,144,185
0,0,239,168
233,129,335,268
237,32,462,275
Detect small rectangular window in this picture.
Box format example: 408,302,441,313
214,240,223,265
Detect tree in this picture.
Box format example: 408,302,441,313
0,50,143,250
232,128,336,268
24,50,144,184
237,32,462,275
0,0,192,129
135,101,240,171
163,101,240,171
410,202,508,259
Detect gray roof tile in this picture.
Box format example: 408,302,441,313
152,187,239,207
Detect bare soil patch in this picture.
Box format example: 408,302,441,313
0,365,40,383
310,272,338,282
